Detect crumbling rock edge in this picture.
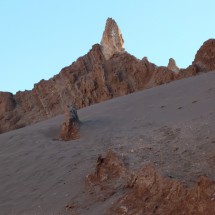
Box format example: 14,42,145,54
81,151,215,215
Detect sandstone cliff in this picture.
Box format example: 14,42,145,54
0,18,215,134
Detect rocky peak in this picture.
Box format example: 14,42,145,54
193,39,215,72
100,18,124,60
167,58,179,73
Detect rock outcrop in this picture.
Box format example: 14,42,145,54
0,92,22,133
84,152,215,215
100,18,124,60
86,151,127,202
0,92,16,115
0,18,215,134
0,45,159,134
60,105,80,141
108,165,215,215
167,58,180,73
192,39,215,72
86,151,126,184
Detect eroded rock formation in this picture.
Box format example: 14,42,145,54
0,19,215,134
86,151,127,202
60,105,80,141
193,39,215,72
84,152,215,215
0,92,22,133
167,58,180,73
100,18,124,60
108,165,215,215
86,151,126,184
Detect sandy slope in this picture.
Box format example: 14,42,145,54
0,71,215,214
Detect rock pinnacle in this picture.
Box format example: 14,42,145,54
167,58,180,73
100,18,124,60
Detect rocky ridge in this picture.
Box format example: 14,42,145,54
0,18,215,133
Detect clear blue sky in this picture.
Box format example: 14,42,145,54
0,0,214,93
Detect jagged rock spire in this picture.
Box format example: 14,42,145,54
100,18,124,60
167,58,179,73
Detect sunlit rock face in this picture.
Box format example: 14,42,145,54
100,18,124,60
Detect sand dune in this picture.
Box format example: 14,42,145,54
0,71,215,214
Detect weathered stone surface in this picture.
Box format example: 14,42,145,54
167,58,180,73
144,66,175,88
0,19,215,134
100,18,124,60
0,92,16,115
193,39,215,72
85,152,215,215
0,44,159,134
0,92,23,133
86,151,127,201
177,65,198,79
60,105,80,141
86,151,126,184
108,165,215,215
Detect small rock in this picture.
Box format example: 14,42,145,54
60,105,81,141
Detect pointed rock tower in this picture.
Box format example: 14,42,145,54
167,58,179,73
100,18,124,60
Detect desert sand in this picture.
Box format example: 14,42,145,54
0,71,215,214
